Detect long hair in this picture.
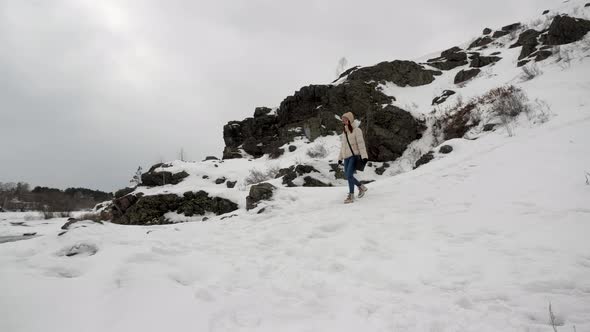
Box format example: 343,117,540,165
344,122,353,133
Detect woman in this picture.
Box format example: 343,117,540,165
338,112,369,204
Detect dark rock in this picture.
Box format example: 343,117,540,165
202,175,209,179
432,90,456,105
61,218,103,230
111,191,238,225
58,231,67,236
439,145,453,154
23,232,37,236
204,156,219,161
276,165,320,186
215,177,226,185
543,10,550,15
375,166,387,175
542,15,590,46
346,60,442,86
468,36,493,49
414,152,435,169
454,69,481,84
269,148,285,159
115,187,135,199
586,3,590,7
302,176,331,187
492,30,510,38
535,50,553,62
483,28,492,35
288,145,297,152
254,107,272,117
141,164,189,187
502,23,522,31
428,47,468,71
220,214,238,220
483,123,497,131
329,163,346,180
490,51,502,56
246,183,276,210
517,59,530,67
226,181,237,188
332,65,361,82
202,217,209,221
383,162,390,168
257,208,266,214
470,54,502,68
510,29,541,59
222,147,243,159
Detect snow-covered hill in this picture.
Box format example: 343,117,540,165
1,1,590,331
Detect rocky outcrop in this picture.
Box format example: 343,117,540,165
302,176,331,187
432,90,456,106
427,47,468,71
111,191,238,225
542,15,590,45
483,28,492,35
346,60,442,86
454,69,481,84
469,36,493,49
224,78,425,162
246,183,276,210
511,29,542,60
469,53,502,68
141,163,189,187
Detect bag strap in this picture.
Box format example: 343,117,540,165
344,130,357,158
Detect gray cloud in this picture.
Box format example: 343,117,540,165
0,0,558,191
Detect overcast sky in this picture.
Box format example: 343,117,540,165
0,0,559,192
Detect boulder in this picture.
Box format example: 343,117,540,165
141,164,189,187
483,28,492,35
427,47,468,71
469,54,502,68
492,30,510,38
222,147,243,159
468,36,493,49
454,69,481,84
502,23,522,32
543,10,550,15
288,145,297,152
302,176,331,187
483,123,497,131
111,191,238,225
215,177,226,185
439,145,453,154
204,156,219,161
246,183,276,210
432,90,456,105
510,29,541,60
346,60,442,86
541,15,590,45
114,187,135,199
226,181,237,188
253,107,272,117
414,152,435,169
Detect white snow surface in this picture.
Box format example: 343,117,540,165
2,1,590,331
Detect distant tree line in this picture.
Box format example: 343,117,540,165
0,182,112,212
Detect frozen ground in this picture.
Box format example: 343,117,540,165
1,1,590,331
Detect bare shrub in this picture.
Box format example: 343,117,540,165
490,86,531,137
554,45,573,69
306,144,328,159
529,99,553,124
520,63,542,81
244,165,281,186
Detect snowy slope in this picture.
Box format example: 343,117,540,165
1,1,590,331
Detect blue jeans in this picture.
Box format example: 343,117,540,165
344,156,362,194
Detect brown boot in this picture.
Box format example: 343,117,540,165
344,193,354,204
